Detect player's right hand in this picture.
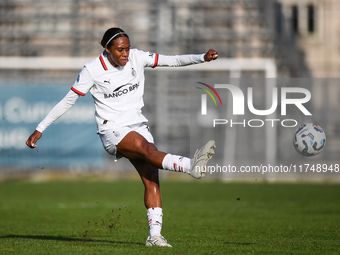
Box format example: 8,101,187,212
26,130,42,149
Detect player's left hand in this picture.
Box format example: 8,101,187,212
204,49,218,61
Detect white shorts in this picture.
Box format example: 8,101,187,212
99,122,154,161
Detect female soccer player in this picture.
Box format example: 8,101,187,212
26,27,218,247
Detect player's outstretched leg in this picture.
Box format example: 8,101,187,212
116,131,215,179
189,140,216,179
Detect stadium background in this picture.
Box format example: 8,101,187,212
0,0,340,179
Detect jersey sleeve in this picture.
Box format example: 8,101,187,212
156,53,205,67
71,66,94,96
134,50,159,68
36,90,80,132
136,49,205,68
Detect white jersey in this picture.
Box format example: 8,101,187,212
36,49,205,133
73,49,157,132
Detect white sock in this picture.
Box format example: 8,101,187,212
147,207,163,237
162,154,191,173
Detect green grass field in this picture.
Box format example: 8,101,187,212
0,180,339,254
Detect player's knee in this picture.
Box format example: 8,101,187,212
139,142,157,159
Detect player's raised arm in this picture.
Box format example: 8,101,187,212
152,48,218,68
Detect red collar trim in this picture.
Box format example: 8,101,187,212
99,55,108,71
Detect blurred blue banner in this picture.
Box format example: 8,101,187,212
0,84,105,171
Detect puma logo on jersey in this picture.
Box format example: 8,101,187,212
104,79,111,84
